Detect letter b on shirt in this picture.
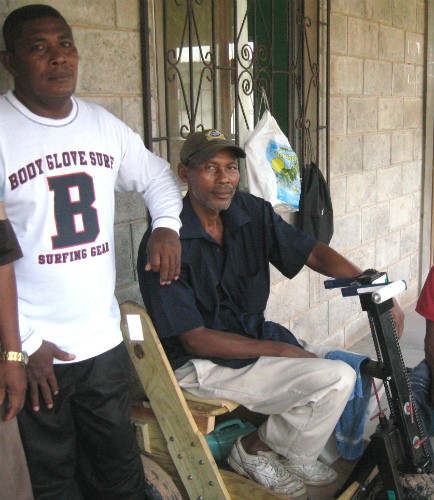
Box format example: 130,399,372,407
48,173,99,249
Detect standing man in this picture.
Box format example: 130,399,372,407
138,129,404,497
0,4,182,499
0,200,33,500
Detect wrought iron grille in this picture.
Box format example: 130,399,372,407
140,0,330,180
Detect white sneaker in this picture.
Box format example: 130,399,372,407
279,457,338,486
227,437,307,497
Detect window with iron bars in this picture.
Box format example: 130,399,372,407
140,0,330,187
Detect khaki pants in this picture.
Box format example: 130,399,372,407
176,356,356,464
0,404,33,500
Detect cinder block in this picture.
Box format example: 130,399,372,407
43,2,116,26
362,203,390,241
377,165,403,201
391,130,415,164
290,302,329,345
266,271,309,324
400,223,420,257
363,133,391,169
344,313,371,349
392,0,417,31
329,294,362,334
388,255,412,283
346,0,365,17
115,192,148,224
366,0,393,25
392,63,416,97
310,271,340,308
122,97,144,137
331,55,364,95
411,191,422,223
405,32,424,65
364,60,393,95
347,98,377,133
416,0,426,33
329,176,346,216
346,171,377,210
416,66,424,97
413,129,423,159
330,14,347,55
115,223,135,286
346,241,376,270
332,213,362,253
379,25,405,62
81,96,123,119
131,221,148,279
116,0,140,29
348,18,378,58
390,196,412,230
330,97,347,136
75,29,141,94
332,0,366,17
378,97,403,130
403,98,423,129
375,231,400,268
407,161,422,187
330,136,363,175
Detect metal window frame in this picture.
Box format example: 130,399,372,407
139,0,330,181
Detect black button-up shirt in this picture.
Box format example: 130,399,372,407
138,191,316,370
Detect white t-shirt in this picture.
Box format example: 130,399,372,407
0,90,182,361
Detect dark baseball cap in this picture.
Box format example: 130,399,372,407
180,129,246,165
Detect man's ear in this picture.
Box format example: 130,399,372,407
177,162,189,183
0,51,17,77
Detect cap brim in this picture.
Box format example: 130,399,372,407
187,143,246,165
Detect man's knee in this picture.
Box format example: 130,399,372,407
409,359,431,385
332,360,357,395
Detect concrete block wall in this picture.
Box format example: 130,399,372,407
0,0,148,306
266,0,427,350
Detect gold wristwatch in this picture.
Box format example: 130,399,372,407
0,351,28,366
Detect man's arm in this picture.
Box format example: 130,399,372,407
179,327,316,360
305,241,362,278
117,133,183,284
0,261,27,421
306,242,404,336
0,201,26,420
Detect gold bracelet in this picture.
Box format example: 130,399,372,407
0,351,28,366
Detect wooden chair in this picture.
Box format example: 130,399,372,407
120,300,286,499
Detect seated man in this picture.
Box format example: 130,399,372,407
138,129,404,497
408,267,434,463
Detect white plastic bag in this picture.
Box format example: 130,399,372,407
244,110,301,210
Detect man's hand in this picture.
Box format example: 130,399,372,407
27,341,75,412
145,227,181,285
391,298,405,338
0,361,27,421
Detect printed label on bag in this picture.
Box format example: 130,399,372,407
266,140,301,209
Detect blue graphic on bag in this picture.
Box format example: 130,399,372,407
266,139,301,209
